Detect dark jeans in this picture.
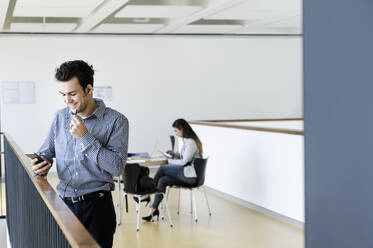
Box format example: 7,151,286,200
63,191,116,248
152,165,196,209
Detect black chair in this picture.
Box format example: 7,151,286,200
166,158,211,222
116,152,149,225
120,163,173,231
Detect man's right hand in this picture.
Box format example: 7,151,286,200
31,158,52,176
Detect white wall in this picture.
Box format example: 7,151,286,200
0,34,302,155
192,121,304,222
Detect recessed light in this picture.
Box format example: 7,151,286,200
133,18,150,23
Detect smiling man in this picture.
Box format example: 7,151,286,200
31,60,128,248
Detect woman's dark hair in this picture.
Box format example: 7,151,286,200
55,60,94,90
172,118,203,156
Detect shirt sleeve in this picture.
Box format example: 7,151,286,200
78,114,128,177
168,140,197,166
37,114,57,165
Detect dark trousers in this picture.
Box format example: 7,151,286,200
152,165,196,209
63,191,116,248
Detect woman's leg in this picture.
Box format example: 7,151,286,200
153,166,166,185
152,175,179,209
151,166,196,210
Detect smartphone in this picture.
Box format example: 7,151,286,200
26,153,45,163
163,151,172,158
27,153,49,176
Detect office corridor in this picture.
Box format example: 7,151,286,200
0,174,303,248
53,173,303,248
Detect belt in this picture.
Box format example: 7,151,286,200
64,190,109,203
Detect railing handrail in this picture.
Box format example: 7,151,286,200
3,132,100,248
194,118,303,123
189,120,304,136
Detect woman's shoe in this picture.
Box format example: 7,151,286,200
142,209,160,222
133,196,151,206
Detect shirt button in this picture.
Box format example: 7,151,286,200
76,155,78,158
75,172,78,176
74,189,77,192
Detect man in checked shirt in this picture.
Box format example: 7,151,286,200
31,60,128,248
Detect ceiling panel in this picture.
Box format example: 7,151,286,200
13,7,96,18
10,23,77,32
204,0,300,22
1,0,303,34
0,0,10,28
15,0,103,7
236,27,296,34
265,15,301,28
13,0,104,18
115,5,203,19
206,10,296,21
93,24,164,33
210,0,300,13
172,24,243,34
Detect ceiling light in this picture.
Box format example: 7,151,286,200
133,18,150,23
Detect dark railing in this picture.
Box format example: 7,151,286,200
0,132,5,219
3,133,100,248
1,132,5,218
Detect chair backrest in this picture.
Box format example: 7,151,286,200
193,158,208,187
122,163,141,194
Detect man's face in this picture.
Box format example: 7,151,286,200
58,77,91,114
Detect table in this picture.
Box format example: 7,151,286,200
117,156,168,225
127,156,168,166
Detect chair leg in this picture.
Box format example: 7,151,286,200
190,190,193,214
160,201,165,220
202,187,212,216
118,192,126,226
117,176,121,225
191,190,198,222
125,194,128,213
166,187,170,201
177,188,181,215
134,196,140,213
121,193,128,213
161,188,169,211
136,200,141,231
162,193,173,227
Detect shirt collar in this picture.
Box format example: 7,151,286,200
90,98,106,120
64,98,106,121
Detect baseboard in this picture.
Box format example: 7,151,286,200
203,185,304,229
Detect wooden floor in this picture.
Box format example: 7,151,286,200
1,175,304,248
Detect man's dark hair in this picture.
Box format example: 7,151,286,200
55,60,94,90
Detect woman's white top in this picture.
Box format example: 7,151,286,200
168,138,201,178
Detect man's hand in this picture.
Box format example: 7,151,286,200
70,115,88,139
31,158,52,176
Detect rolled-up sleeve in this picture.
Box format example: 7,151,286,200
79,115,128,176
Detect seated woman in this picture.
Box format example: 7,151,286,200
142,118,203,221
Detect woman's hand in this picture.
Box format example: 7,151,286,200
166,150,175,156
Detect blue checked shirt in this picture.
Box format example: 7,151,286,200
38,98,128,198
